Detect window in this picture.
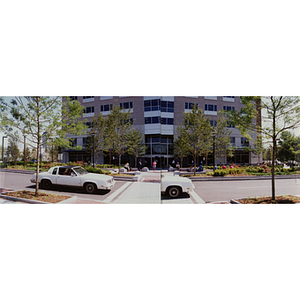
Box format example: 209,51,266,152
241,137,249,146
161,101,174,112
119,102,133,109
52,168,58,175
82,138,87,147
69,96,78,101
144,99,160,111
72,138,77,147
84,107,94,114
230,137,236,145
223,106,235,111
205,104,217,111
145,135,174,156
100,104,113,112
210,120,217,127
83,96,94,99
145,117,174,124
85,122,93,128
185,102,198,110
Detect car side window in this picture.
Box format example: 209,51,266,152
58,168,67,175
52,168,57,175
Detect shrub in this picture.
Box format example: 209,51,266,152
213,170,227,176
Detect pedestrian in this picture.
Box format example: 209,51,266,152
124,162,130,171
152,160,157,171
138,159,142,171
172,159,175,167
214,164,217,171
222,164,227,169
176,162,180,170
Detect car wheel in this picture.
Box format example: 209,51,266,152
168,186,181,198
85,183,97,194
42,179,52,190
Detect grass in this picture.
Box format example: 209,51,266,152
5,190,70,203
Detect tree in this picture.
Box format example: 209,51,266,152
126,128,146,168
85,114,106,166
0,97,87,196
226,96,300,200
181,105,212,175
250,135,264,164
105,104,133,173
7,138,20,165
23,146,31,162
277,131,300,162
173,126,190,168
214,113,233,165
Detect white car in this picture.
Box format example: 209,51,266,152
30,166,115,194
161,173,195,198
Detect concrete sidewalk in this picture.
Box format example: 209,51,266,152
103,181,161,204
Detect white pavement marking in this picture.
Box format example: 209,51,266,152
190,190,206,204
102,182,132,203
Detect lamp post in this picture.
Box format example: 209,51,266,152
2,136,7,167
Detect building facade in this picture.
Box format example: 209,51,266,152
62,96,261,167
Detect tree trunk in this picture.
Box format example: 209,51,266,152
135,156,137,168
272,137,276,200
180,157,183,169
118,154,121,174
35,143,40,196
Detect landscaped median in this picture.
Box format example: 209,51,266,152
0,190,77,204
181,164,300,179
231,195,300,204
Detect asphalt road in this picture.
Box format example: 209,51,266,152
0,171,128,201
193,178,300,203
2,171,300,203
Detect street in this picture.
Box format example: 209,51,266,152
1,171,300,203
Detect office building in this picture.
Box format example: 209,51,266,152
62,96,261,166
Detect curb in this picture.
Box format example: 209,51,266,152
0,169,35,174
0,191,77,204
188,175,300,181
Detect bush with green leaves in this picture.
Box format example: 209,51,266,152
213,170,227,176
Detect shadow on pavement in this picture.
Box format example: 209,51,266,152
26,185,111,195
161,192,191,200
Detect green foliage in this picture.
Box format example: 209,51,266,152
214,113,234,164
7,138,20,165
83,166,110,174
181,105,213,175
0,96,87,195
213,170,227,176
125,128,146,168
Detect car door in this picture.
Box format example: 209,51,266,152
56,167,81,187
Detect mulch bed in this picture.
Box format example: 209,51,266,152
5,190,70,203
237,195,300,204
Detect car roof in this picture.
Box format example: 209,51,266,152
60,165,76,169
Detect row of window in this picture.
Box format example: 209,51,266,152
74,136,247,149
144,99,174,112
185,103,236,112
83,102,134,114
145,117,174,125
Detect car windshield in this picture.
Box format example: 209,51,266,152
72,167,88,175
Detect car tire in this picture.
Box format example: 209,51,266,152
85,183,97,194
42,179,52,190
167,186,181,198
